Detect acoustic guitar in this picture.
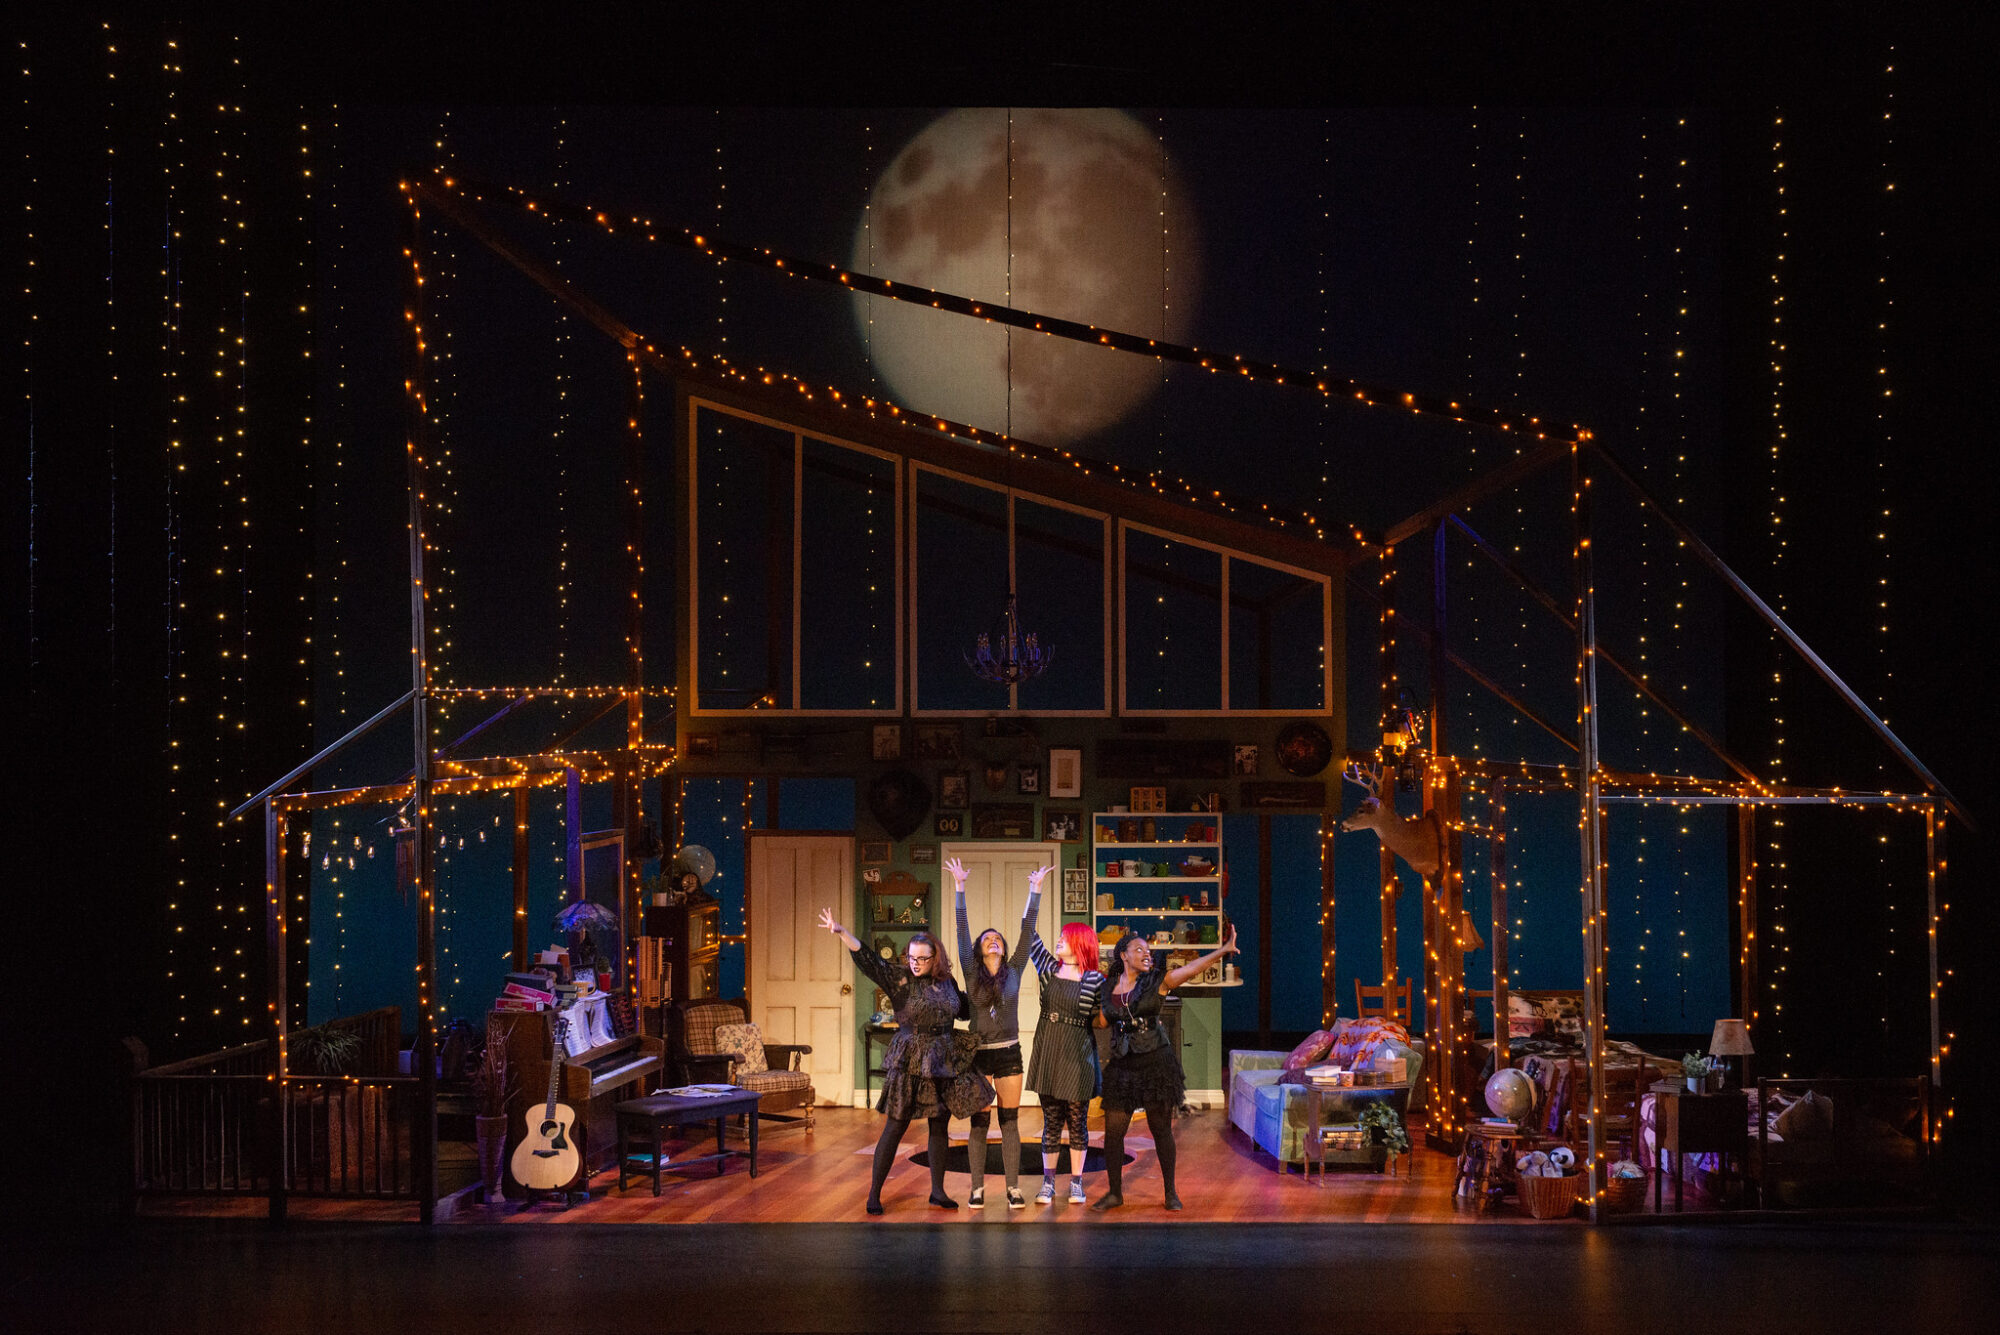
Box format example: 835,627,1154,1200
510,1014,583,1192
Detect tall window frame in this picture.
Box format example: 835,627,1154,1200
908,460,1113,717
1118,520,1333,717
685,398,904,717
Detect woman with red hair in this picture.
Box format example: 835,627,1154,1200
1024,909,1106,1206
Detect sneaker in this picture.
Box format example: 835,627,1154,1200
1006,1187,1026,1210
968,1187,985,1207
1035,1180,1055,1205
1068,1179,1087,1205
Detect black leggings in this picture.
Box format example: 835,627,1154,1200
1039,1097,1089,1176
1101,1100,1177,1201
868,1113,951,1206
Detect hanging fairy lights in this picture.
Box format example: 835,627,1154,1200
102,23,121,683
552,114,572,685
1871,54,1901,1036
1766,110,1792,1072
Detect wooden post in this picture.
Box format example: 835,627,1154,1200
1320,810,1337,1028
1257,814,1273,1049
1428,519,1466,1141
1572,443,1609,1222
512,786,531,970
1736,805,1759,1031
1925,804,1943,1090
264,800,289,1222
398,188,440,1225
1489,780,1511,1071
1380,848,1400,992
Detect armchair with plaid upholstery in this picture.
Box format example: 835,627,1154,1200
666,997,816,1131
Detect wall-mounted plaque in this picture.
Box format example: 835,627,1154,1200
1240,780,1327,809
971,803,1036,838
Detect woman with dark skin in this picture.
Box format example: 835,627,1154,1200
1092,927,1238,1211
948,857,1046,1208
819,909,993,1214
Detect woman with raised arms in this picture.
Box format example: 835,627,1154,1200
1092,926,1239,1211
948,856,1043,1208
1022,887,1107,1206
819,909,993,1214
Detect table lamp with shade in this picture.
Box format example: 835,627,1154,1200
1709,1019,1754,1090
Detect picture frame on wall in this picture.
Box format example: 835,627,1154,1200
1042,809,1083,843
1018,764,1042,796
908,843,938,865
1233,744,1260,776
1129,786,1166,813
1047,747,1082,798
1061,868,1090,915
912,723,962,762
860,840,892,864
934,812,966,837
872,724,903,761
939,771,970,809
971,804,1036,838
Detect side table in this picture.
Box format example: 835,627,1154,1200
614,1088,762,1195
1278,1072,1410,1182
1454,1122,1532,1210
1653,1086,1749,1210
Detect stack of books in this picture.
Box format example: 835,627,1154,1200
493,971,556,1013
1302,1063,1354,1089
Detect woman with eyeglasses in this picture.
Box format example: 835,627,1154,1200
1091,926,1238,1211
947,856,1045,1209
820,908,993,1214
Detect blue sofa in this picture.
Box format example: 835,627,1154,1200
1227,1035,1424,1171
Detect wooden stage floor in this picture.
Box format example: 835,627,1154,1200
142,1104,1729,1225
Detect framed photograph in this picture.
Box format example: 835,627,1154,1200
971,803,1036,839
1048,747,1082,798
685,733,719,758
939,771,970,809
1018,764,1042,796
982,760,1010,792
908,842,938,865
1061,868,1091,915
1129,785,1166,813
860,840,892,864
912,722,963,762
863,867,883,884
1233,744,1260,776
872,724,903,761
1042,808,1083,843
934,812,966,837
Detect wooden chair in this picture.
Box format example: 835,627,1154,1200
1355,977,1413,1024
666,998,816,1132
1563,1055,1653,1157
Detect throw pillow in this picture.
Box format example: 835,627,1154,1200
712,1021,768,1076
1283,1029,1336,1071
1773,1089,1834,1141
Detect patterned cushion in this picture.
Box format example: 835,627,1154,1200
738,1068,811,1096
713,1022,768,1075
682,1001,748,1057
1283,1029,1336,1071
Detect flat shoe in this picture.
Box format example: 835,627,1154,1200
1006,1188,1026,1210
968,1187,985,1207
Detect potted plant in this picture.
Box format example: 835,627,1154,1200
471,1021,515,1204
290,1023,363,1076
1357,1101,1411,1161
1680,1052,1715,1093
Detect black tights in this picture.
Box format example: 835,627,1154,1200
1039,1097,1089,1178
968,1105,1021,1191
1101,1101,1178,1204
868,1112,952,1208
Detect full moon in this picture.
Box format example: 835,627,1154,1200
852,108,1200,447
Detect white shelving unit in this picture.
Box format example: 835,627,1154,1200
1091,812,1239,986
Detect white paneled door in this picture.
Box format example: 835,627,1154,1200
942,842,1060,1103
748,835,854,1105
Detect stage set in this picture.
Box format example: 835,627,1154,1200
35,18,1972,1240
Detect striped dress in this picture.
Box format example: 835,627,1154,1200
1023,934,1105,1105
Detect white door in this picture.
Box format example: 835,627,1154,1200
748,835,854,1106
943,842,1060,1105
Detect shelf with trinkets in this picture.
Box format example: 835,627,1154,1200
1090,811,1240,989
865,868,932,932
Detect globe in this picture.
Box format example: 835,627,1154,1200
1484,1067,1538,1124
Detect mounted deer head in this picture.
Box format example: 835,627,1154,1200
1340,762,1442,881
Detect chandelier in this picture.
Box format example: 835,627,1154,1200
965,595,1050,685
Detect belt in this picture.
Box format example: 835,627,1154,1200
913,1025,951,1037
1112,1017,1156,1034
1045,1012,1091,1028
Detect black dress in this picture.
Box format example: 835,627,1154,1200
1023,934,1104,1105
849,947,994,1120
1100,959,1185,1112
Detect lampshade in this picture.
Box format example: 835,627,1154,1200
1709,1018,1755,1057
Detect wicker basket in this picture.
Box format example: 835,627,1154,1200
1518,1171,1582,1220
1603,1172,1648,1212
